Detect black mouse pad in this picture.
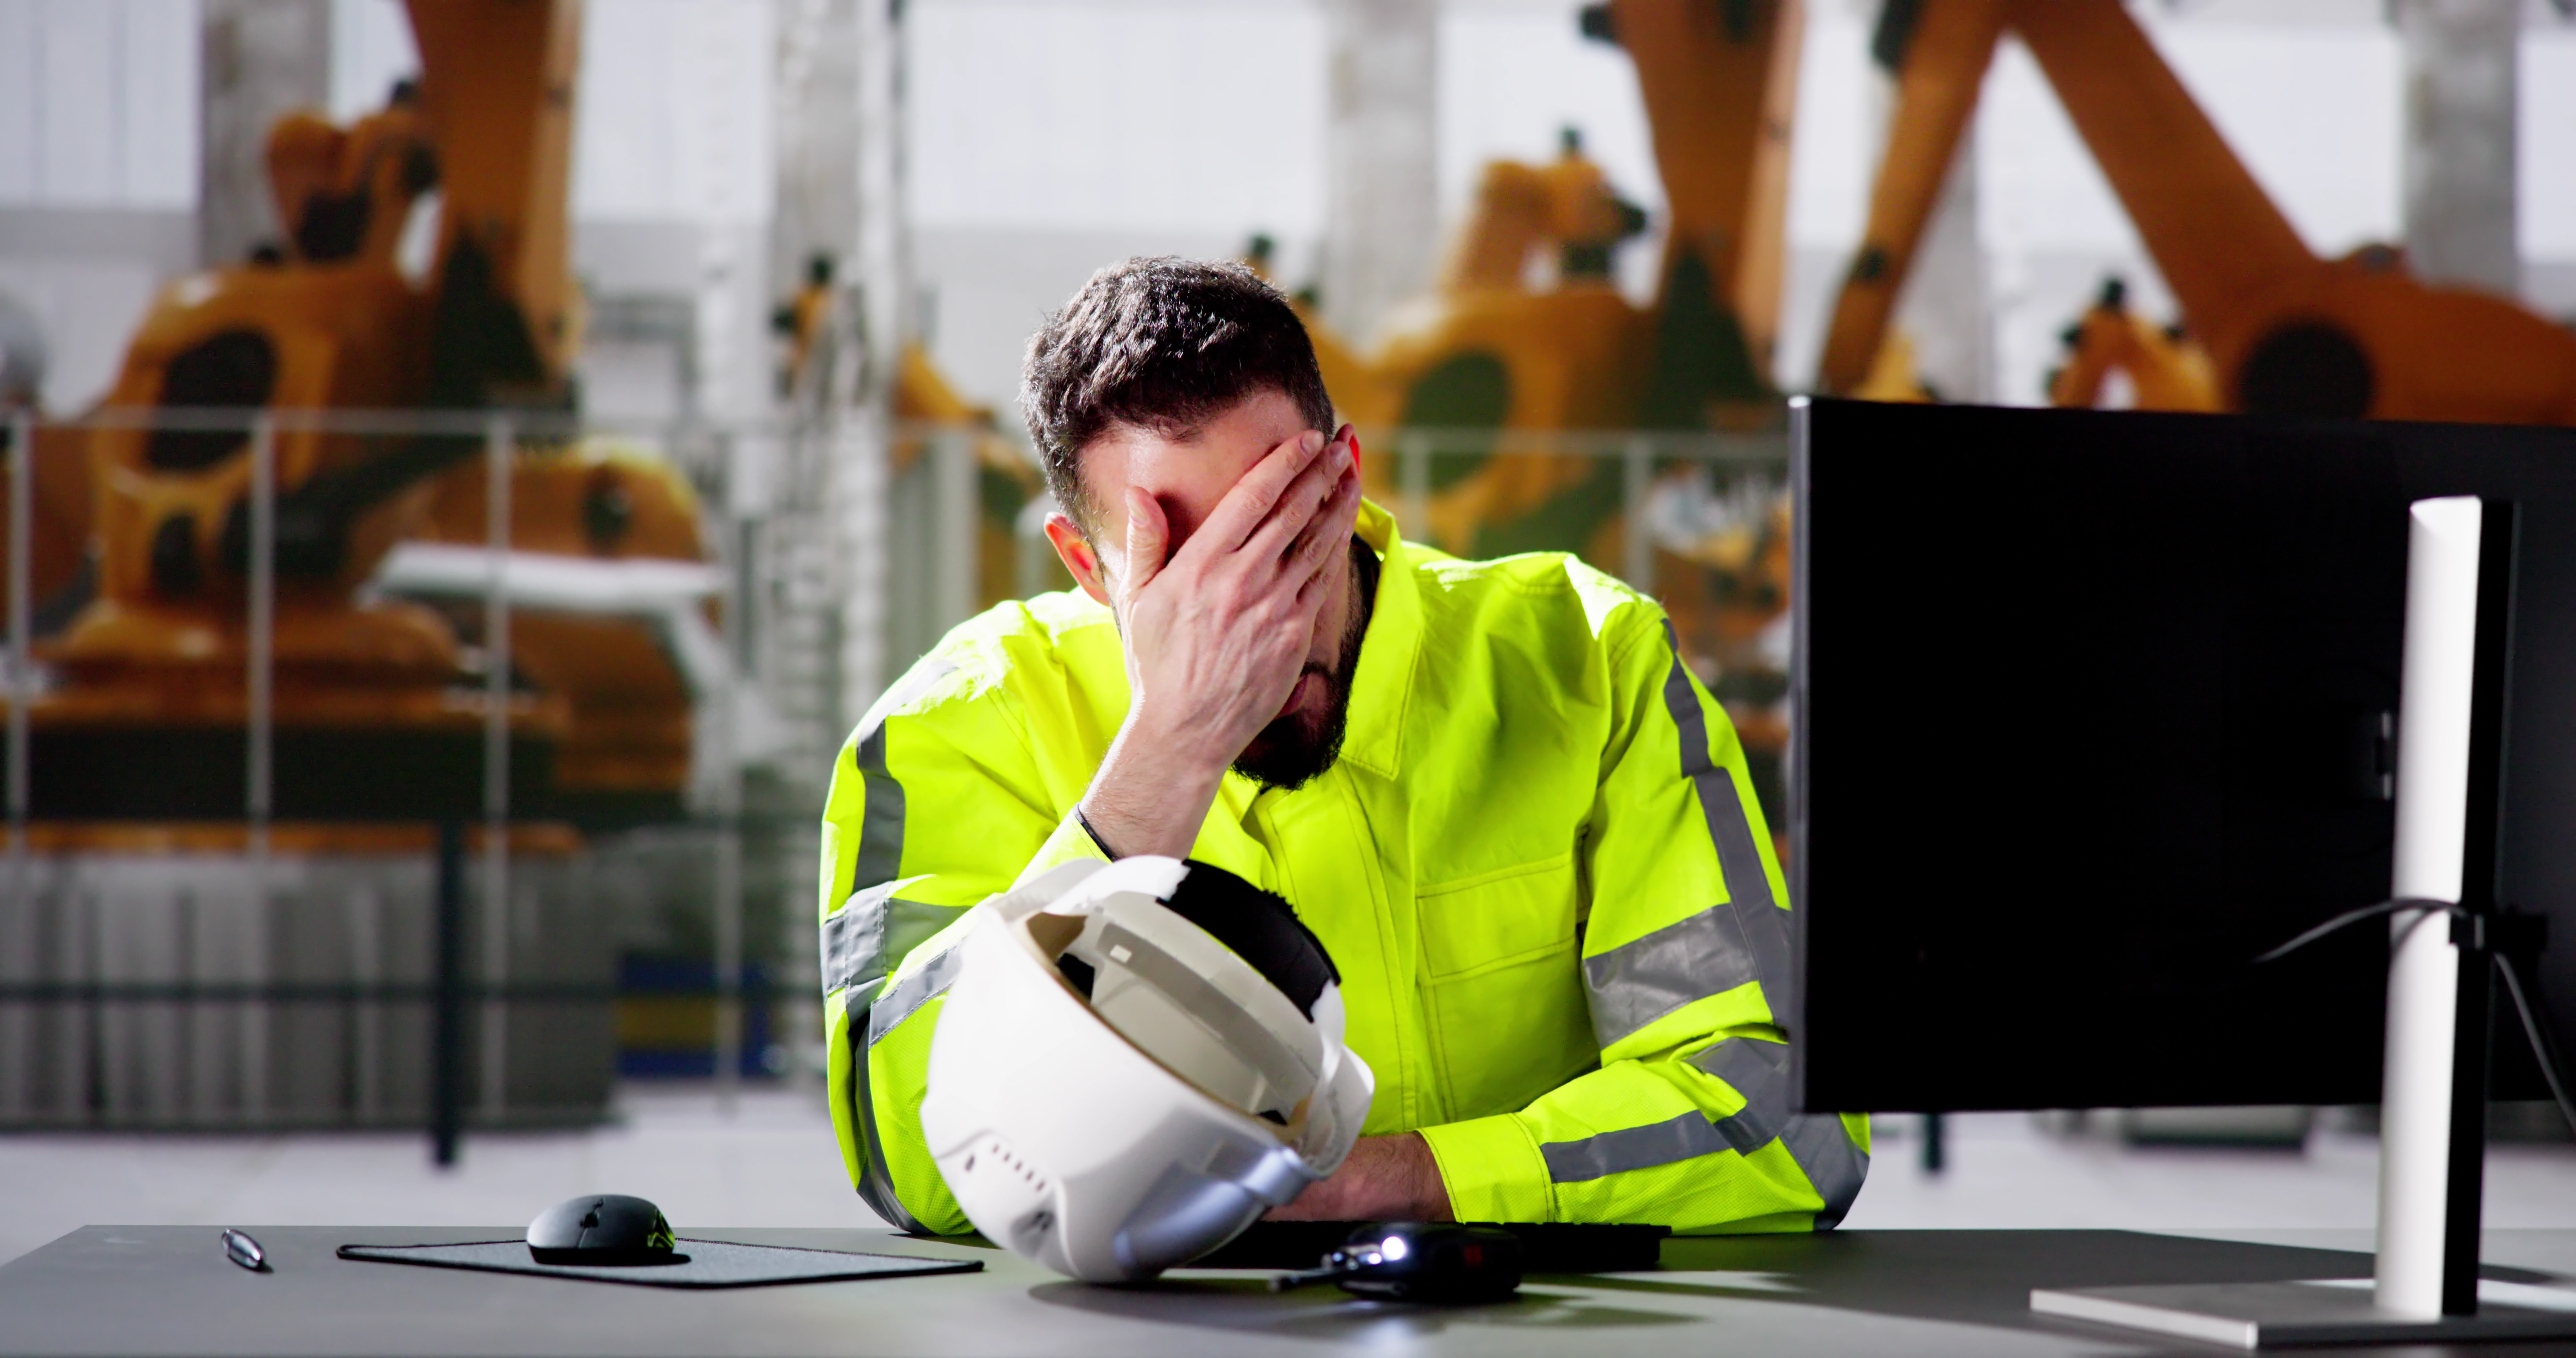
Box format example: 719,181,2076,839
335,1239,981,1289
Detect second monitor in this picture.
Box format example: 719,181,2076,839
1787,397,2576,1115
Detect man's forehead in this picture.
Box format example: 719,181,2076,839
1081,389,1308,505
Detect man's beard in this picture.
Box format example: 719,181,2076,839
1231,542,1377,792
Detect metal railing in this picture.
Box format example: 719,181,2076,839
1360,425,1788,590
0,406,854,1156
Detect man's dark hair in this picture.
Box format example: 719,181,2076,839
1021,257,1335,533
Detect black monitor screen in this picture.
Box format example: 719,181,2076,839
1788,398,2576,1114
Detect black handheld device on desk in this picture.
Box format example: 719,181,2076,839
1268,1223,1525,1304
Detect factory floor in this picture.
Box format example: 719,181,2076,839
5,1089,2574,1267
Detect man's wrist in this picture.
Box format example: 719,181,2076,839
1265,1133,1454,1222
1080,711,1229,859
1074,806,1120,859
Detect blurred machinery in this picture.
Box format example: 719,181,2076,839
2044,279,2221,415
0,295,96,626
890,343,1048,619
774,250,1046,624
1823,0,2576,423
1301,0,1805,810
0,292,47,411
1318,0,1804,544
0,0,729,1127
42,0,716,824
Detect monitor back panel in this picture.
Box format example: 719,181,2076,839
1789,399,2576,1113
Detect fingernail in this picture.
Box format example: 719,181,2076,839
1303,430,1325,454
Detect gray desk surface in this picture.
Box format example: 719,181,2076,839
5,1225,2575,1357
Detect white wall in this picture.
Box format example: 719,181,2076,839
0,0,201,210
2523,28,2576,266
907,0,1330,407
0,0,201,411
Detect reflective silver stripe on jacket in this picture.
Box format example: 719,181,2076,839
1780,1112,1870,1229
836,659,957,1232
1583,904,1787,1051
821,885,966,999
845,1012,926,1232
1580,626,1792,1050
866,942,970,1048
837,657,969,1046
1538,1037,1869,1227
847,660,957,896
1537,1110,1735,1186
1692,1033,1790,1151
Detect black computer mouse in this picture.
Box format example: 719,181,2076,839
1288,1222,1524,1304
526,1194,677,1265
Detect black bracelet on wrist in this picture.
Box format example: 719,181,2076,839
1074,806,1119,860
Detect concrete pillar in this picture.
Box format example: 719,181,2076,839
841,0,904,724
2394,0,2519,297
773,0,860,376
684,0,772,430
199,0,332,268
1320,0,1439,345
773,0,899,728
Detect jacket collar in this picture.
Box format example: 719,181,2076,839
1335,498,1421,781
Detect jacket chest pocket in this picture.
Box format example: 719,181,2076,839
1416,853,1596,1121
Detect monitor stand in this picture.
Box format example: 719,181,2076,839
2029,496,2576,1349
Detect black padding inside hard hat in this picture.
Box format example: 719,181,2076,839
1161,861,1340,1019
1055,952,1096,999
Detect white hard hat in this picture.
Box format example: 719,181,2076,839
919,855,1374,1282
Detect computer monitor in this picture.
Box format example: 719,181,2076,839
1785,397,2576,1116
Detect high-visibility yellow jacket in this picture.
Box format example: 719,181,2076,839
819,499,1868,1234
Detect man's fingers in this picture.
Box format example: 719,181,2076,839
1287,470,1362,604
1240,431,1350,568
1123,488,1170,597
1284,458,1362,576
1195,429,1328,558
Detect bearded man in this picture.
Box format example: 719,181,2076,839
820,257,1866,1232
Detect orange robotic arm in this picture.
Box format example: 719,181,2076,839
1823,0,2576,424
1813,0,2009,397
1612,0,1805,377
406,0,585,395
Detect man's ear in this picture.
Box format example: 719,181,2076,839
1044,512,1113,607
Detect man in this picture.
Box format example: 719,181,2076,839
820,258,1866,1232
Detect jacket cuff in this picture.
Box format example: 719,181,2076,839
1417,1113,1555,1224
1016,806,1113,886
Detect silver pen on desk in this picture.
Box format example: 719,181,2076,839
222,1228,268,1272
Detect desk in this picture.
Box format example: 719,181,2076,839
4,1226,2574,1356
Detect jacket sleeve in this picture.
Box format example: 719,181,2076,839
1412,608,1870,1233
820,657,1107,1233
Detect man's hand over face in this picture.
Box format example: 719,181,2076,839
1119,426,1359,762
1081,425,1361,859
